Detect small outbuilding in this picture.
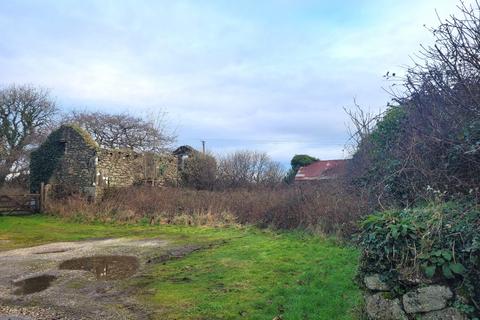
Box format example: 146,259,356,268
172,145,199,170
30,125,178,200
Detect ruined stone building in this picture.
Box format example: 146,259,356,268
30,125,178,199
173,145,199,170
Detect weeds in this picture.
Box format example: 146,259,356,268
47,181,368,237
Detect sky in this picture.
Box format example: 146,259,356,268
0,0,467,166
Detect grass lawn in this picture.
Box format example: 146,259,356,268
0,215,361,320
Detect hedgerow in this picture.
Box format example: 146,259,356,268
358,200,480,317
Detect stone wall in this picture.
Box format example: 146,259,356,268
96,149,144,191
30,125,98,198
362,274,467,320
31,125,179,200
95,150,178,197
149,153,178,186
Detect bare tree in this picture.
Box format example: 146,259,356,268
344,99,382,154
0,84,57,187
217,150,284,188
181,152,217,190
64,110,175,152
260,160,285,186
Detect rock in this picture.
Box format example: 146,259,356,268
403,285,453,314
364,274,390,291
420,307,466,320
365,293,408,320
398,268,432,286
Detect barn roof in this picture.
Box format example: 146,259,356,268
294,159,349,181
173,145,197,156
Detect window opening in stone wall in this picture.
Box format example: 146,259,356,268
59,141,66,153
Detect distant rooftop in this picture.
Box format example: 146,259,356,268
294,159,349,181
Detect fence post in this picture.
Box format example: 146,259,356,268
40,182,45,213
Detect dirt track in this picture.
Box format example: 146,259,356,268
0,238,200,320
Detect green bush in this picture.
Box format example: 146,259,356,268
358,201,480,316
350,105,409,204
284,154,318,183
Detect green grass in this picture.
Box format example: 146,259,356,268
0,215,235,250
0,215,361,319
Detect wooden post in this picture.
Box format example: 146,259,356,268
44,184,50,210
40,182,45,213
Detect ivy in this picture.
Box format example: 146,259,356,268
358,201,480,317
30,125,97,193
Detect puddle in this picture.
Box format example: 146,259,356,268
13,275,56,295
58,255,139,280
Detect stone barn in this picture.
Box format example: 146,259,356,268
30,125,178,200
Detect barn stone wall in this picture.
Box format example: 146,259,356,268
97,149,143,186
95,149,143,197
142,153,179,187
95,150,178,196
30,125,98,198
31,125,179,200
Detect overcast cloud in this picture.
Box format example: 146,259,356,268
0,0,467,165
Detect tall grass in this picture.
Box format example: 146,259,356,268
48,181,368,237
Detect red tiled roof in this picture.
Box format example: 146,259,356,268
294,159,348,181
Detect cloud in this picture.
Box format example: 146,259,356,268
0,0,468,164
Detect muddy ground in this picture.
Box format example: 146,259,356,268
0,238,203,320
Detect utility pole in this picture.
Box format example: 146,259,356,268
201,140,206,154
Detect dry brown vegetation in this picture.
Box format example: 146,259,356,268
47,181,368,237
